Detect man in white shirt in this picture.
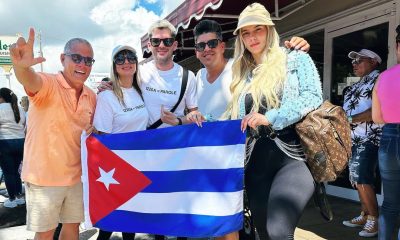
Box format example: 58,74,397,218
141,20,198,129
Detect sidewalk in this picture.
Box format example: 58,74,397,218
0,182,386,240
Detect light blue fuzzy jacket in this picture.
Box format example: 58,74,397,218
240,50,323,130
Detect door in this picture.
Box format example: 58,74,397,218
323,1,397,202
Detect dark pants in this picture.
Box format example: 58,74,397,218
0,138,24,200
378,124,400,240
245,130,314,240
97,230,135,240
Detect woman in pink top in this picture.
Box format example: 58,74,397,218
372,25,400,240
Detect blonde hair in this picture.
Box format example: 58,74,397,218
148,19,177,38
110,56,142,107
225,25,287,119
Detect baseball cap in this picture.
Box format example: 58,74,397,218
111,45,136,61
233,3,274,35
348,49,382,64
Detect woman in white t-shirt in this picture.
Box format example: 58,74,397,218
0,88,26,208
93,45,149,240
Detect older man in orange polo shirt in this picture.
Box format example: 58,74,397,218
10,28,96,240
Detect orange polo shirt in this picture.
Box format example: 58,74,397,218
22,72,96,186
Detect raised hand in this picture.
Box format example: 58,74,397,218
284,36,310,52
10,28,46,69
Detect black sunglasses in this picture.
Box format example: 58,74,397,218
150,38,175,47
114,51,137,65
64,53,95,67
194,39,221,52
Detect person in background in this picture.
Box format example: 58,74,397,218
372,25,400,240
342,49,382,238
10,28,96,240
93,45,148,240
0,87,26,208
20,96,29,113
224,3,322,239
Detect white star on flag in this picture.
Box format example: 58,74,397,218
96,167,120,190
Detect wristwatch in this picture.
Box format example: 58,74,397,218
177,117,183,125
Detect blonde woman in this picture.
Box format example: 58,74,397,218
225,3,322,239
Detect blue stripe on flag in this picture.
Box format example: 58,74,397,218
142,168,244,193
95,210,243,238
93,120,245,150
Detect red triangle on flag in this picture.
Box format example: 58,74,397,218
86,136,151,224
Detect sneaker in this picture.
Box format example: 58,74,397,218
14,196,25,205
343,211,367,227
359,215,378,237
3,198,18,208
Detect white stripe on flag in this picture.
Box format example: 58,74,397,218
113,144,245,171
118,191,243,216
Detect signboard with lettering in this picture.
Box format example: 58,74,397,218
0,36,18,67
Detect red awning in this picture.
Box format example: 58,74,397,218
141,0,311,59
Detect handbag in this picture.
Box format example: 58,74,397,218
295,100,352,182
258,101,352,183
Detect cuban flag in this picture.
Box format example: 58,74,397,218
81,120,245,237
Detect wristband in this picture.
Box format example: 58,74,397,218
177,117,183,125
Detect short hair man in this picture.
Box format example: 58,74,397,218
10,28,96,240
141,19,198,128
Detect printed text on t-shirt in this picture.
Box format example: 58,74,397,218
146,87,177,95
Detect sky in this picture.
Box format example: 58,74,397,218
0,0,185,96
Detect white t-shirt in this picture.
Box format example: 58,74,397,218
140,60,197,128
93,88,149,133
0,103,26,139
196,58,233,121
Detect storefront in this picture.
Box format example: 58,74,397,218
141,0,399,203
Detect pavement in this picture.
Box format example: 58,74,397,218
1,181,398,240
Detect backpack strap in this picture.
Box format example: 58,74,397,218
147,67,189,129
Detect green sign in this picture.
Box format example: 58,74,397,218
0,57,12,65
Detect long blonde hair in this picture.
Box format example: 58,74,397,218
225,25,287,119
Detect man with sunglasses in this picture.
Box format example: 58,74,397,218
342,48,382,238
139,20,198,129
10,28,96,240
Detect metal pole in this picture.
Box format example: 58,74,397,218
274,0,279,18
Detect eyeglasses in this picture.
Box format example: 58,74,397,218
351,58,370,65
64,53,95,67
194,39,221,52
150,38,175,47
114,51,137,65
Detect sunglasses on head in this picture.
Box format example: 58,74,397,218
64,53,95,67
114,51,137,65
149,38,175,47
194,39,221,52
